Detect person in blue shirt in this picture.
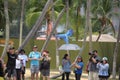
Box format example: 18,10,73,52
73,56,84,80
29,45,41,80
62,54,71,80
97,57,109,80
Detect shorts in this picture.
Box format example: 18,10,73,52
7,68,17,78
21,67,26,74
30,65,39,74
41,69,50,76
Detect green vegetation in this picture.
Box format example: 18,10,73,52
0,38,120,73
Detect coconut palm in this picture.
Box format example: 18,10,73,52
19,0,25,46
91,0,116,41
1,0,10,59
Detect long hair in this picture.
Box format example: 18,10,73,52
63,54,68,60
77,56,83,62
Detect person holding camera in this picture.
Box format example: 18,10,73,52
97,57,109,80
88,50,101,80
40,50,51,80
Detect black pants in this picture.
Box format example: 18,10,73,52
62,72,70,80
75,73,81,80
16,69,21,80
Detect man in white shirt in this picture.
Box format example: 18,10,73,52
18,49,28,80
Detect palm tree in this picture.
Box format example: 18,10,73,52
86,0,92,51
91,0,115,41
19,0,25,47
112,0,120,78
18,0,52,51
1,0,10,59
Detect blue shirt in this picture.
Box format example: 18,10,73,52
97,63,109,76
29,51,41,66
75,62,84,74
62,59,71,72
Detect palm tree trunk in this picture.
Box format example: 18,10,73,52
18,0,52,51
112,18,120,79
1,0,10,59
51,0,60,68
86,0,92,51
41,7,66,52
65,0,69,31
19,0,25,47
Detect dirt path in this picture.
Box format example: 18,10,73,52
25,69,88,80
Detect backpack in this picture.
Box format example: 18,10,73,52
108,68,111,78
40,60,50,70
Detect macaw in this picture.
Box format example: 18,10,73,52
56,29,73,44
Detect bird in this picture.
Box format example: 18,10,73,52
56,29,73,44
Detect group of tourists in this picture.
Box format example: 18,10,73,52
0,45,110,80
61,50,110,80
0,45,51,80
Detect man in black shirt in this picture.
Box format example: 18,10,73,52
6,47,17,80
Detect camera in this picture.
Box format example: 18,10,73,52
88,52,95,56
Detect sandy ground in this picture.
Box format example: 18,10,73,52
25,68,88,80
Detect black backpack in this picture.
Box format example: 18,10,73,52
40,59,50,70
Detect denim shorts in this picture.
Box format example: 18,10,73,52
30,65,39,74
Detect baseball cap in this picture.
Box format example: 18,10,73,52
102,57,108,61
33,45,37,48
9,47,15,50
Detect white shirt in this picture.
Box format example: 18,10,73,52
18,54,28,67
16,59,21,69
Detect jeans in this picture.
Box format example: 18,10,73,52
62,72,70,80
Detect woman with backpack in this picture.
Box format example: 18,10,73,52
97,57,109,80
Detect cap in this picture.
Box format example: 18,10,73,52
33,45,38,48
102,57,108,61
9,47,15,50
19,49,25,53
77,56,82,59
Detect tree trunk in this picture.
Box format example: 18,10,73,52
41,7,66,52
51,0,60,68
65,0,69,31
18,0,52,51
1,0,10,59
112,18,120,79
86,0,92,51
19,0,25,47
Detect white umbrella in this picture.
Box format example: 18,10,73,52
58,44,81,50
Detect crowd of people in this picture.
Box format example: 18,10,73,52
0,45,110,80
